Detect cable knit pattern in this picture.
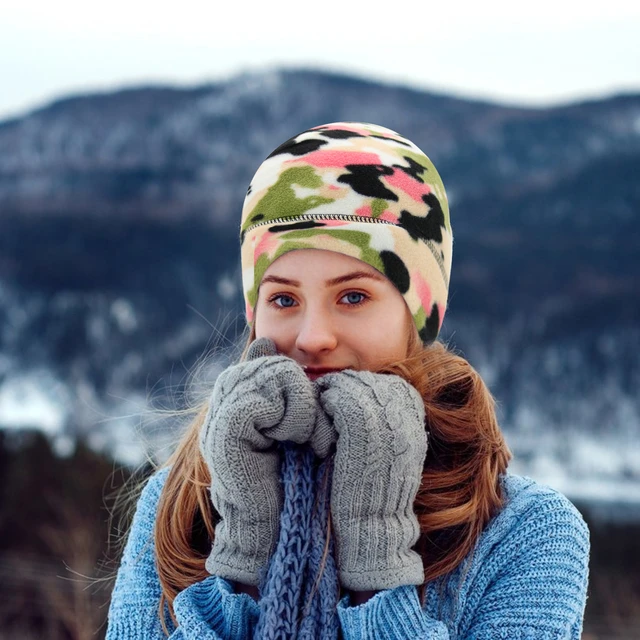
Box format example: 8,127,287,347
107,470,589,639
317,370,428,590
199,351,320,585
338,474,590,639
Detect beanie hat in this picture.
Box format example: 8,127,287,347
240,122,453,344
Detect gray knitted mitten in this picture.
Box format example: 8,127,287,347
317,369,428,591
199,338,335,585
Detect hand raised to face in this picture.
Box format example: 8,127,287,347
199,337,335,585
316,369,428,591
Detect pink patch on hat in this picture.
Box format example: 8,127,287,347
385,168,432,202
355,205,373,217
321,219,352,227
311,123,375,136
301,150,381,168
254,230,280,260
413,271,433,311
245,301,254,324
379,210,399,223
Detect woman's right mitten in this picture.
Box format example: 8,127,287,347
199,338,319,585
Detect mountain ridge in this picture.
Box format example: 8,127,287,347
2,69,638,224
0,68,638,503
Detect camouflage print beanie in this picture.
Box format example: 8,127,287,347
240,122,453,344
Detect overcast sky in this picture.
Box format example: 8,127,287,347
2,0,639,121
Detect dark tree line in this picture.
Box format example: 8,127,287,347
0,430,147,639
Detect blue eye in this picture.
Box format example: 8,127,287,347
341,292,366,305
272,294,296,308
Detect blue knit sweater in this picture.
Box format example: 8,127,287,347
106,468,589,639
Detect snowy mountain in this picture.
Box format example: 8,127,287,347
1,69,639,509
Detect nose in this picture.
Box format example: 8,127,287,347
295,307,338,355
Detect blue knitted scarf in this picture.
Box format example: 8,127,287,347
255,443,340,639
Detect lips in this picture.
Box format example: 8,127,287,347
303,367,344,381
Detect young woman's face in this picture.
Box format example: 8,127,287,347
254,249,414,379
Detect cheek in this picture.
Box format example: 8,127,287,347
253,306,294,351
355,315,408,365
369,305,412,361
254,314,278,342
386,324,412,359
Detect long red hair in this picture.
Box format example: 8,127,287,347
153,326,511,626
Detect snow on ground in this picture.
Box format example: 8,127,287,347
1,368,639,520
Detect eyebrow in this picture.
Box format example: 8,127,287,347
261,270,386,288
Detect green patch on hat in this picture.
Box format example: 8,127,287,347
371,198,388,218
273,240,317,260
413,306,427,332
280,228,385,274
247,253,273,308
243,166,334,230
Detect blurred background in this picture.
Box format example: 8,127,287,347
1,1,639,637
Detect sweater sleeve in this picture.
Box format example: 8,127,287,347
338,586,449,639
337,481,590,640
458,484,590,639
106,469,260,639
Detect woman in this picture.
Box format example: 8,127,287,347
107,122,589,638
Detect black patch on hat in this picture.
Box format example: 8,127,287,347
371,134,412,147
240,229,246,244
269,220,326,233
419,304,440,344
251,213,264,222
318,129,366,139
247,184,253,196
398,196,445,244
338,164,398,201
394,156,428,183
267,137,328,158
380,250,410,294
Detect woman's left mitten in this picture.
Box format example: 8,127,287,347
317,370,428,591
